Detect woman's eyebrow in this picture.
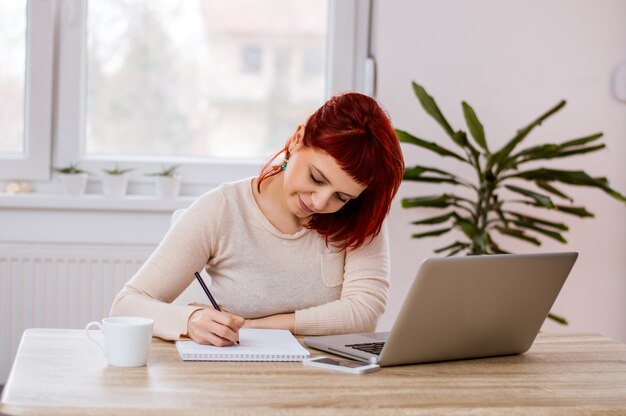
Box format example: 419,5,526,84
312,166,357,199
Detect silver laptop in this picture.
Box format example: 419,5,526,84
304,252,577,366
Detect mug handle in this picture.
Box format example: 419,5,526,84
85,321,106,356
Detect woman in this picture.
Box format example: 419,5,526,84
111,92,404,346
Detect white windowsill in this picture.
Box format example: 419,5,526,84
0,192,195,212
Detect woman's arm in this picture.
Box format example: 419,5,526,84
243,313,295,331
111,190,234,341
293,224,391,335
188,304,296,332
186,305,295,332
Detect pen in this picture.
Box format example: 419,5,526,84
194,272,239,344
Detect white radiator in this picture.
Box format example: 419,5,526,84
0,243,154,384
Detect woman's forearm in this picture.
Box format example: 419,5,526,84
244,313,295,332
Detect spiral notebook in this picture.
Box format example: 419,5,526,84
176,328,310,362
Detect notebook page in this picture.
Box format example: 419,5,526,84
176,328,310,361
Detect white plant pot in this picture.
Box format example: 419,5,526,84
155,175,181,199
102,173,130,197
59,173,88,196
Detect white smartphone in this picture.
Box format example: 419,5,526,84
303,356,380,374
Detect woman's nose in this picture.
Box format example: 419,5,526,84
312,191,332,211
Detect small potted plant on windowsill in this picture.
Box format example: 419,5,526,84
146,165,181,198
102,164,134,197
53,162,89,196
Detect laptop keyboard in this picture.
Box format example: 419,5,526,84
345,342,385,356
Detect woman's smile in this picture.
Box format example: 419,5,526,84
298,195,314,214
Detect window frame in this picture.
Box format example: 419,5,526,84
10,0,373,187
0,0,55,181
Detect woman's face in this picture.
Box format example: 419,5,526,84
283,130,365,222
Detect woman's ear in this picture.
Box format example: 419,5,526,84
288,124,306,153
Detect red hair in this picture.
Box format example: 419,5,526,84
258,92,404,250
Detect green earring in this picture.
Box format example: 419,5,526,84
280,159,288,171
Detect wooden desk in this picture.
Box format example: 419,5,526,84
1,329,626,415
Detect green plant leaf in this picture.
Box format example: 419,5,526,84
454,130,483,176
404,166,456,177
487,239,511,254
446,246,467,257
495,204,509,228
452,130,470,148
403,166,469,186
510,169,626,203
472,233,489,252
548,144,605,159
521,201,595,217
507,143,559,162
411,212,456,225
535,181,572,202
411,227,452,239
402,195,451,209
505,185,555,209
495,227,541,245
554,205,595,218
462,101,488,152
396,129,468,163
103,164,134,175
146,164,180,177
401,194,476,216
402,194,476,209
511,220,567,243
434,241,469,253
505,211,569,231
559,132,603,148
547,312,568,325
487,100,566,173
504,133,603,168
411,82,456,139
455,217,479,239
53,162,85,174
514,144,606,166
404,176,463,185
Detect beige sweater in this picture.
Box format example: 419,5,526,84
110,178,390,340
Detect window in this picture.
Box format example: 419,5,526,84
0,1,26,154
83,0,327,162
0,1,54,180
3,0,372,186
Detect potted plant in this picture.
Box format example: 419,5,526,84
102,164,134,197
396,82,626,324
146,165,181,198
53,162,89,196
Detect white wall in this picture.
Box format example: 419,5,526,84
374,0,626,342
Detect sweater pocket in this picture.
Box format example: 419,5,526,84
320,252,346,287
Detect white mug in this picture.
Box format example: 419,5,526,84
85,316,154,367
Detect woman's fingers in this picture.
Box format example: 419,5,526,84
188,304,245,331
202,331,237,347
187,308,245,346
205,318,240,344
211,310,246,331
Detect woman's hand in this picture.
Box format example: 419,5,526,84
186,304,245,346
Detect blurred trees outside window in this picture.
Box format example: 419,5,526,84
86,0,328,160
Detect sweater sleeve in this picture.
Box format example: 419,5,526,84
294,223,391,335
110,190,224,340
